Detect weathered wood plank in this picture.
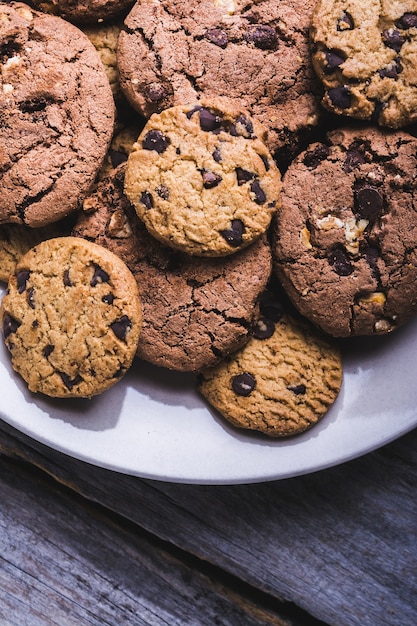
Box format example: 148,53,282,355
1,420,417,626
0,456,299,626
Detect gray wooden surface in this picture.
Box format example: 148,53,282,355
1,419,416,626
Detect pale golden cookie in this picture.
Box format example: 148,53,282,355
198,290,342,437
1,237,142,398
124,101,281,256
311,0,417,128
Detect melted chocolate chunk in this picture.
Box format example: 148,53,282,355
43,344,54,358
109,150,128,168
59,372,83,391
337,12,354,31
396,12,417,29
371,100,386,123
142,130,171,153
91,265,110,286
355,186,383,221
253,316,275,339
3,313,21,339
328,247,353,276
202,170,222,188
245,25,278,50
236,167,255,185
378,57,402,79
212,147,222,162
260,154,270,171
205,28,228,48
230,115,254,138
303,144,330,169
231,372,256,396
382,29,405,52
156,185,170,199
220,219,245,247
27,287,35,309
287,384,306,395
362,244,381,281
63,269,72,286
250,179,266,204
140,191,154,209
110,315,132,341
144,82,170,103
16,270,30,294
328,86,352,109
102,293,115,304
343,142,367,171
324,49,346,72
198,108,223,132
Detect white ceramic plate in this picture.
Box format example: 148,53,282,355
0,282,416,484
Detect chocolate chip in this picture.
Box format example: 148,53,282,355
198,108,223,132
253,316,275,339
142,130,171,153
32,319,39,328
362,245,381,280
328,86,352,109
43,344,54,358
396,13,417,29
91,265,110,286
260,154,270,171
156,185,170,200
231,372,256,396
220,219,245,247
3,313,21,339
343,142,367,171
109,150,128,168
355,186,383,221
110,315,132,341
230,115,254,138
337,12,354,30
250,179,266,204
140,191,154,209
236,167,255,185
16,270,30,294
212,147,222,162
378,57,402,79
27,287,35,309
102,293,115,304
382,29,405,52
328,247,353,276
324,49,346,73
202,170,222,188
205,28,228,48
245,25,277,50
144,82,170,102
287,384,306,395
371,100,386,123
59,372,83,391
63,269,72,286
303,144,330,169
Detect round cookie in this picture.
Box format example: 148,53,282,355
272,125,417,337
1,236,142,398
73,164,272,372
311,0,417,128
116,0,323,160
30,0,135,24
0,3,115,228
198,288,343,437
124,102,281,257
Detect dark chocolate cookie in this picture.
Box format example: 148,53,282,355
30,0,135,24
0,3,115,227
73,164,272,372
272,125,417,337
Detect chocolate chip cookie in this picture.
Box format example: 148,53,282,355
124,101,281,256
117,0,323,160
30,0,135,24
0,3,115,228
311,0,417,128
1,236,142,398
74,164,272,371
272,125,417,337
198,287,343,437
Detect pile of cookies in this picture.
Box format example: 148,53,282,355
1,0,417,438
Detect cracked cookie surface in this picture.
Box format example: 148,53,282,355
198,288,342,437
1,236,142,398
73,165,272,372
311,0,417,128
124,101,281,256
116,0,323,159
0,2,115,228
272,125,417,337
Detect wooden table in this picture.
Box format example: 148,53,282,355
1,417,416,626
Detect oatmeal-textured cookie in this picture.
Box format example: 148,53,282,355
311,0,417,128
1,236,142,398
124,102,281,256
198,288,343,437
30,0,135,24
117,0,323,159
74,165,272,371
0,3,115,228
272,125,417,337
0,219,73,283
